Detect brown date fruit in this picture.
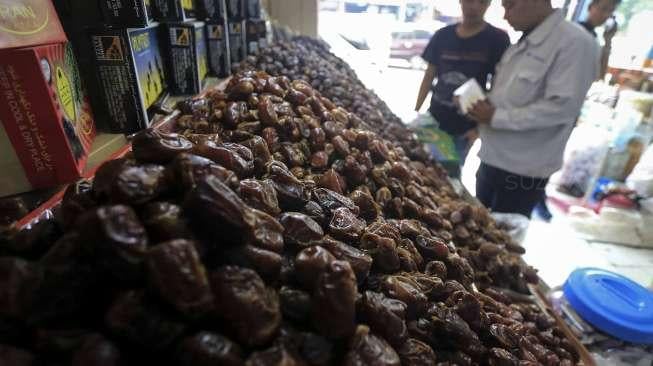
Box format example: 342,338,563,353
261,127,280,152
279,286,312,323
315,236,372,283
142,202,189,241
60,180,96,230
171,153,239,192
111,164,169,205
265,161,309,209
258,96,280,127
415,235,450,261
245,344,301,366
131,129,193,164
105,291,186,350
146,239,213,317
312,260,357,338
71,334,123,366
360,233,400,273
313,188,359,216
359,291,407,346
192,141,253,178
0,344,35,366
344,325,400,366
243,208,284,253
381,274,428,318
184,175,248,231
397,338,437,366
177,331,243,366
279,212,324,247
295,246,336,289
328,207,365,243
77,205,148,281
211,266,281,347
239,179,280,216
224,245,282,281
350,190,380,221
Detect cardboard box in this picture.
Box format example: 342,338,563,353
228,20,245,65
0,43,96,196
99,0,154,27
89,24,168,133
206,20,231,77
0,0,66,49
226,0,245,21
163,21,208,95
152,0,196,21
196,0,226,20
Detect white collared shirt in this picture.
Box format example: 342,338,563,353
479,9,599,178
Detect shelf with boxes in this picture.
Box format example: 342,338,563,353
0,0,269,200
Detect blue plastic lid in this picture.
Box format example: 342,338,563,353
563,268,653,344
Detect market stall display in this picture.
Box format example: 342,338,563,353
0,71,584,365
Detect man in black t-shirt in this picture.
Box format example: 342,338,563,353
578,0,621,78
414,0,510,168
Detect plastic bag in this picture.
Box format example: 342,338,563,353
627,143,653,197
490,212,530,245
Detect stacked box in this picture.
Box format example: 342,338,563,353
99,0,155,27
152,0,196,21
89,24,167,132
245,0,261,19
226,0,245,21
196,0,227,20
228,20,246,65
246,18,267,55
0,0,96,196
206,20,231,77
163,21,208,95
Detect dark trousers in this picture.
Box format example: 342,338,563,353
475,163,549,218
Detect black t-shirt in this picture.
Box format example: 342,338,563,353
578,21,597,38
421,24,510,135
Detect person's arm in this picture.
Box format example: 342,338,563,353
599,23,617,80
415,64,436,112
470,37,599,131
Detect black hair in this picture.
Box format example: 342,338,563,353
589,0,621,7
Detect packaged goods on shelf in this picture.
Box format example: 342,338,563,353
99,0,154,27
152,0,196,21
228,20,246,64
88,23,167,133
206,20,231,77
196,0,226,20
245,18,266,55
245,0,261,18
0,0,96,196
226,0,245,20
162,21,208,95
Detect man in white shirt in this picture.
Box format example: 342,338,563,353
467,0,599,217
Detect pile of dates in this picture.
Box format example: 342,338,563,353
0,72,576,365
237,36,434,166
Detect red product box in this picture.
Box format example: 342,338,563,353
0,42,96,196
0,0,66,49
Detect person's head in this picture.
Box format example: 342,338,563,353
587,0,620,27
501,0,554,31
460,0,491,25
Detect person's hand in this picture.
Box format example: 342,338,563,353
604,20,618,43
467,99,495,124
462,128,479,147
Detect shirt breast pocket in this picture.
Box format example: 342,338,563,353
508,59,547,107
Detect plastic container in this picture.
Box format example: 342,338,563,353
560,268,653,344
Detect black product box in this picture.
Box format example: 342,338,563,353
152,0,196,21
196,0,226,20
245,18,264,55
89,24,167,133
226,0,245,21
100,0,154,27
206,20,231,77
228,20,246,65
245,0,261,18
163,21,208,95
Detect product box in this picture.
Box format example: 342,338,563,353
196,0,226,20
245,0,260,19
99,0,154,27
88,24,167,133
206,20,231,77
0,43,96,196
226,0,245,21
245,18,265,55
163,21,208,95
228,20,246,65
0,0,67,49
152,0,196,21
